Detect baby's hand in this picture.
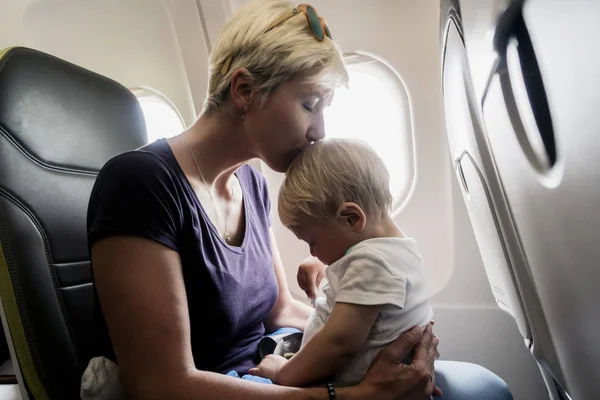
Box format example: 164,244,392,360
248,354,288,382
297,256,327,301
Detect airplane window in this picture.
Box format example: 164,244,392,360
132,88,185,143
324,54,414,210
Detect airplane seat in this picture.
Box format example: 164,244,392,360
0,328,17,384
0,47,147,399
440,0,532,343
441,0,600,399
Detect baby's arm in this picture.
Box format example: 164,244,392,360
265,302,382,387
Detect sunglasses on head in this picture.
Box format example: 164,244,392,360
221,4,332,76
266,4,332,41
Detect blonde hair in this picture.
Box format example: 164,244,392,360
204,0,349,113
278,139,393,228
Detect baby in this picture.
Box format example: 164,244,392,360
249,139,433,387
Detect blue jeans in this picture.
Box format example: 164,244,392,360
226,370,273,384
227,361,512,399
435,360,513,400
228,328,513,399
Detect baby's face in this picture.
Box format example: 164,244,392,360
291,218,353,266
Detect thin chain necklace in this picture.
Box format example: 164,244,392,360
182,134,234,244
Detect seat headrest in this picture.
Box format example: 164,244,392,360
0,47,147,172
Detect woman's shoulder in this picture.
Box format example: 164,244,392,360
89,138,185,224
88,139,184,250
237,163,268,194
236,163,272,220
97,139,178,185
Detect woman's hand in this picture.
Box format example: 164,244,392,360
297,256,327,301
249,354,289,383
355,323,442,400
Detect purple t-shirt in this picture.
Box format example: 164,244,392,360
87,138,279,374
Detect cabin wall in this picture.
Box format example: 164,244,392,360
0,0,207,126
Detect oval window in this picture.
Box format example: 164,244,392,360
324,54,414,211
132,88,185,143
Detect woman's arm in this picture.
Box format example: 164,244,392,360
264,228,314,332
93,236,340,400
93,235,439,400
251,302,382,386
361,324,442,399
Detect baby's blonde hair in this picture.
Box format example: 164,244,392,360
204,0,349,113
278,139,393,228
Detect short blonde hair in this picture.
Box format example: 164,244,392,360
204,0,349,113
278,139,393,228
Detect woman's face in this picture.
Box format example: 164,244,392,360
245,79,330,173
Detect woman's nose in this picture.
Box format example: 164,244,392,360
307,114,326,142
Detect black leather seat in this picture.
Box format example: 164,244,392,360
0,46,147,399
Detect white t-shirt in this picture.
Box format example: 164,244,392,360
301,237,433,387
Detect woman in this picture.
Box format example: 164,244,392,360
85,0,512,399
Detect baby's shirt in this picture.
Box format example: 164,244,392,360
301,237,434,387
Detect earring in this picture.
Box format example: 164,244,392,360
240,108,245,120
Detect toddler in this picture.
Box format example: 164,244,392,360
250,139,433,387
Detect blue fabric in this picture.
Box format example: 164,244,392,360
225,359,513,397
258,327,303,360
226,370,273,384
267,327,302,337
238,328,512,398
435,361,513,400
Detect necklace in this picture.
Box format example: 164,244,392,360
182,134,234,244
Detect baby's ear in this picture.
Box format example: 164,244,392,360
337,202,367,232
